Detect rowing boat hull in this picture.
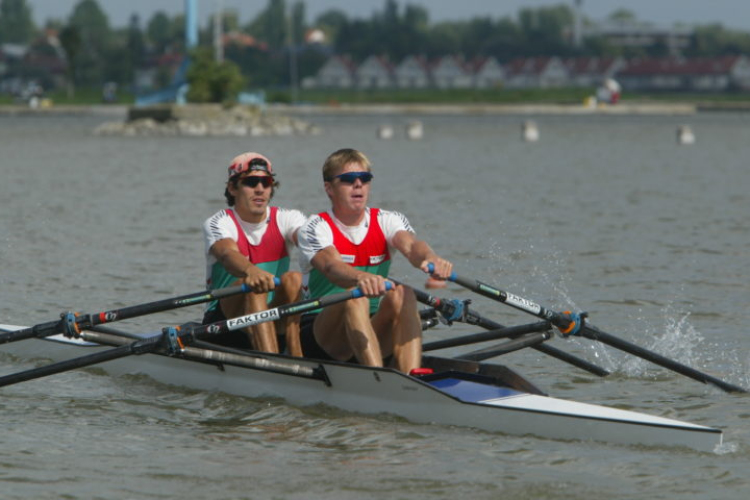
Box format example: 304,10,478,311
0,325,722,451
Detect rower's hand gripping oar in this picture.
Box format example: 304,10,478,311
0,279,279,345
171,282,393,346
0,284,390,388
429,264,747,394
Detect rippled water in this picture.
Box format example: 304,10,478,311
1,109,750,499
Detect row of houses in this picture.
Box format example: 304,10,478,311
304,55,750,92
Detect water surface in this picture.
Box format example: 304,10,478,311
1,110,749,499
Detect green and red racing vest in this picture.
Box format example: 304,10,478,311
307,208,391,314
207,207,289,311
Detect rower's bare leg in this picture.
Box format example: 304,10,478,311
219,289,278,352
372,285,421,373
314,297,382,366
244,291,279,353
270,271,303,357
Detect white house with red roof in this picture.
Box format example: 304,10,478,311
431,55,473,89
564,57,625,87
356,55,395,88
616,56,750,91
473,56,505,88
504,57,569,88
305,55,357,88
394,55,432,88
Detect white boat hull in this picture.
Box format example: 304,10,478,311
0,324,722,451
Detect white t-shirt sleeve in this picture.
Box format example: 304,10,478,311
203,210,238,256
297,214,334,267
276,208,307,244
378,209,415,244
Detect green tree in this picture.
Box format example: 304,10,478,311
0,0,36,44
518,5,574,56
59,25,81,97
102,13,145,86
608,9,638,23
246,0,287,50
69,0,110,44
186,48,245,103
68,0,112,86
290,1,306,46
146,11,172,53
126,14,146,66
315,8,348,43
688,24,750,57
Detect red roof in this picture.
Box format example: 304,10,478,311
619,56,742,76
564,57,620,75
506,57,556,76
222,32,267,50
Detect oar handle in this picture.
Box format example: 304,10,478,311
426,262,456,280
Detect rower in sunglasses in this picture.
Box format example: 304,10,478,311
201,152,306,356
297,148,453,374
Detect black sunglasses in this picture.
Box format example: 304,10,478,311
329,171,374,184
239,176,274,188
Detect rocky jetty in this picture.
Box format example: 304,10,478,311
93,104,320,137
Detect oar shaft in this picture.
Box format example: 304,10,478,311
0,282,264,345
89,284,255,327
0,341,150,388
180,346,328,383
188,285,385,340
449,274,569,328
0,286,370,389
445,268,746,394
581,324,748,393
422,322,550,352
457,332,551,362
0,320,60,344
409,284,609,376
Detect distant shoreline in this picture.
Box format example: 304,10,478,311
271,102,699,115
2,101,750,117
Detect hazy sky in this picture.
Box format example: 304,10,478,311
26,0,750,31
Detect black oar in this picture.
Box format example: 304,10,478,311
456,332,552,361
400,281,609,376
0,281,277,345
435,266,747,394
422,322,550,352
0,285,383,388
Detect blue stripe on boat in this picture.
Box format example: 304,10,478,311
428,377,522,402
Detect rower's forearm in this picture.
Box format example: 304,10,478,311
406,240,437,268
321,261,370,289
219,252,257,278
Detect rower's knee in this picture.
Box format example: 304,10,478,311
246,290,269,311
344,296,371,314
280,271,302,289
280,271,302,298
382,284,414,315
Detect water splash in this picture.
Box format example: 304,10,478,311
714,440,739,455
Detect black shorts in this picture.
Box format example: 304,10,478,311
299,313,336,361
300,313,359,363
201,307,253,349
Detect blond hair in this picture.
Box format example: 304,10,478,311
322,148,371,181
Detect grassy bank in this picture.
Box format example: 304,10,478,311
2,86,749,107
